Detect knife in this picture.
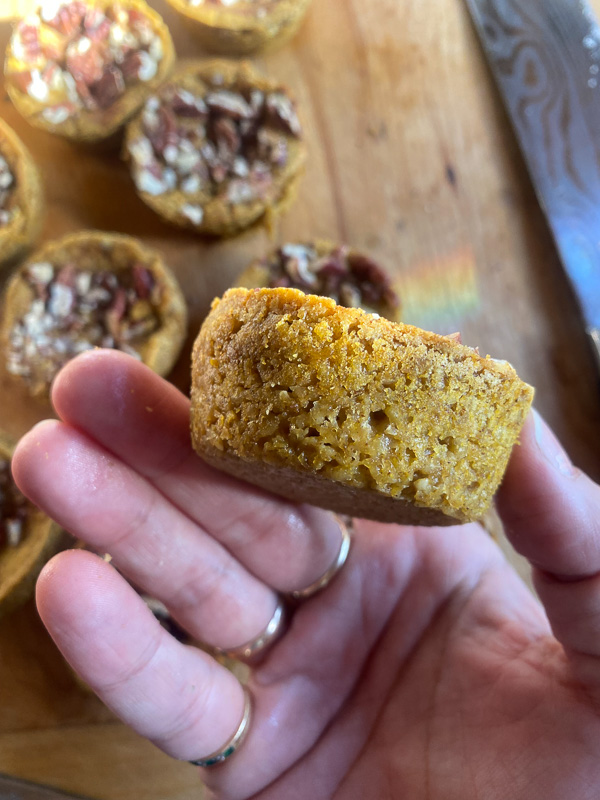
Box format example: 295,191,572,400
464,0,600,368
0,774,95,800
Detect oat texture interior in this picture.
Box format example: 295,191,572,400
191,287,534,523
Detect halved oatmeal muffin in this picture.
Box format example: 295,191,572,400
124,60,306,236
163,0,312,55
4,0,175,144
0,118,44,268
1,230,187,398
191,288,534,527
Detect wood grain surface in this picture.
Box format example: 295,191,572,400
1,1,599,798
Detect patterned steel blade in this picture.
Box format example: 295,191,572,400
465,0,600,364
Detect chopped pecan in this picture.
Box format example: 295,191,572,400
44,1,87,37
90,64,125,108
16,23,43,60
83,7,111,39
170,89,207,117
147,105,178,152
212,115,240,155
65,36,104,83
7,259,162,392
0,155,17,228
265,92,301,136
206,90,254,120
257,127,288,166
132,263,154,299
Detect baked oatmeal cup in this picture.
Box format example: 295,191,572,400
0,432,64,618
163,0,312,56
236,240,402,321
5,0,175,144
1,230,187,398
0,118,44,268
124,59,306,236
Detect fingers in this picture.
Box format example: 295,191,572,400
497,410,600,669
50,350,345,594
36,549,245,762
13,419,277,652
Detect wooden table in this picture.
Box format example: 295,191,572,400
1,1,599,797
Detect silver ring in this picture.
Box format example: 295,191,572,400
290,519,352,601
214,597,287,663
189,687,252,768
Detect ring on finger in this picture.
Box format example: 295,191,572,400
214,596,287,663
189,686,252,768
290,518,352,601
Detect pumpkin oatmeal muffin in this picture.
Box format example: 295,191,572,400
163,0,312,56
191,288,534,526
0,118,44,268
236,241,402,321
0,432,64,618
1,230,187,398
4,0,175,144
124,60,306,237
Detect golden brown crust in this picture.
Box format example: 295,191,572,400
190,288,535,525
164,0,312,55
1,230,188,398
0,432,65,619
124,59,306,237
235,239,402,322
4,0,175,144
0,118,44,267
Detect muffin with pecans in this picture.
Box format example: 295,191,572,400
236,241,402,321
163,0,313,56
124,60,306,236
0,118,44,268
4,0,175,144
1,231,187,398
191,287,534,527
0,432,64,618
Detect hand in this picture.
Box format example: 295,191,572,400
12,350,600,800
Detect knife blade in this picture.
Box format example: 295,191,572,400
464,0,600,368
0,774,95,800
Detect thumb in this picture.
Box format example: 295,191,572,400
497,410,600,687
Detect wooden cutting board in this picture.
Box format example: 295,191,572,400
1,1,599,798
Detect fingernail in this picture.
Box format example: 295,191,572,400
532,410,576,478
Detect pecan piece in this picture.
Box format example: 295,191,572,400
66,36,105,84
148,105,178,154
90,65,126,108
212,115,240,155
44,2,87,37
16,23,43,61
132,263,155,299
206,90,254,120
170,89,207,117
265,92,301,136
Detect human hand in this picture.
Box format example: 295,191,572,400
12,350,600,800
